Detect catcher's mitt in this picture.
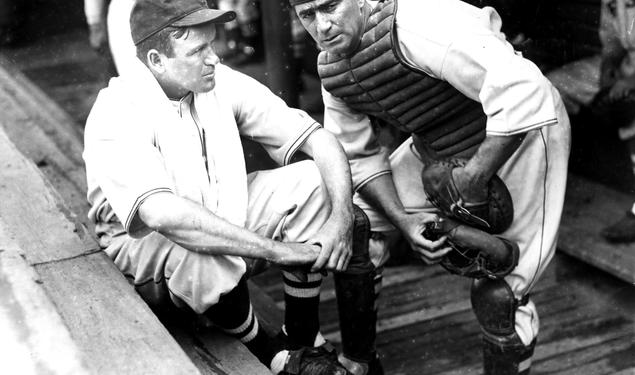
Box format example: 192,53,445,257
421,158,513,234
423,219,519,279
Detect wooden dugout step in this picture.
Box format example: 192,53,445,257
0,128,199,374
559,174,635,284
0,55,270,374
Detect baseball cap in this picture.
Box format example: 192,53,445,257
131,0,236,45
288,0,314,5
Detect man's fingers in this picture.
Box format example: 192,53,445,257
428,235,448,250
417,246,453,261
310,243,329,271
326,247,340,270
419,253,443,265
413,234,448,251
311,255,328,271
335,253,347,272
338,239,354,271
343,251,352,270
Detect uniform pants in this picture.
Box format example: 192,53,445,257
355,92,571,346
105,160,330,314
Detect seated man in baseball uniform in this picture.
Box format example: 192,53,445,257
82,0,387,373
291,0,571,374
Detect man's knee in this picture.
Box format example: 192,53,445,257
289,160,330,213
471,278,537,374
368,230,400,268
471,278,522,337
292,160,324,191
343,205,375,275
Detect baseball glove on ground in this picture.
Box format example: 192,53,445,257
422,219,519,279
421,158,513,234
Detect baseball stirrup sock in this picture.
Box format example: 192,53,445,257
283,271,323,347
203,279,280,365
223,305,283,365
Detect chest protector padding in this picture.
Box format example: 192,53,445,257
318,0,487,158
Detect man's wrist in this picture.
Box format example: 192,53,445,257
330,202,354,222
390,210,412,232
460,163,490,187
262,239,283,263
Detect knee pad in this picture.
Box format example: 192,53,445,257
471,278,526,337
341,205,375,276
471,278,535,375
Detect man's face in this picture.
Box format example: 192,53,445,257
159,24,219,98
295,0,365,56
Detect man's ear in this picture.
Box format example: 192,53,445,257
146,49,165,74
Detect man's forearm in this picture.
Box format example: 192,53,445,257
138,192,294,262
358,174,409,229
462,134,525,185
301,129,353,218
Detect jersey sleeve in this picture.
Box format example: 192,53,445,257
219,66,322,166
396,0,558,136
83,92,174,237
442,34,558,135
322,87,391,191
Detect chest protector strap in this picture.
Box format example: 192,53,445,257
318,0,487,159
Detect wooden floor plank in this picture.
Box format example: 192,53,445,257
35,253,200,375
0,54,92,232
0,123,199,374
537,335,635,374
0,129,94,263
560,174,635,283
0,230,88,375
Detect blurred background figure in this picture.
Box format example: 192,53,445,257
84,0,108,53
84,0,136,77
84,0,118,78
0,0,24,46
216,0,263,65
548,0,635,243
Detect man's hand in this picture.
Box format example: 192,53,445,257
298,128,354,272
396,212,452,264
88,21,108,53
309,210,354,272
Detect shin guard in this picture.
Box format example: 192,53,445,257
472,278,535,375
482,335,536,375
334,205,382,374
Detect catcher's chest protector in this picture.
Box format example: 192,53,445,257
318,0,487,159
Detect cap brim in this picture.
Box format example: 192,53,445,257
172,9,236,27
